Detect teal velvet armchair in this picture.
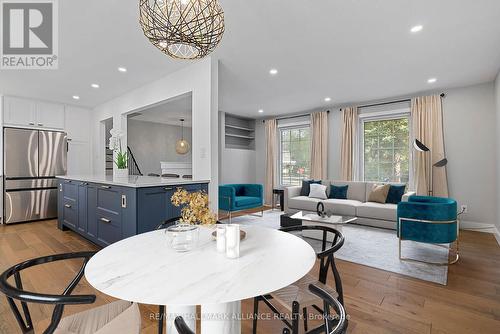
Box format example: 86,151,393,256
219,184,264,223
397,195,459,265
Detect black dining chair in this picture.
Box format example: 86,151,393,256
253,225,346,334
155,216,182,334
0,251,141,334
282,284,346,334
174,316,195,334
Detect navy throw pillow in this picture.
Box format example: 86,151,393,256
386,185,406,204
300,180,322,196
329,185,348,199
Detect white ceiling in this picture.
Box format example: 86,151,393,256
128,92,192,126
1,0,499,118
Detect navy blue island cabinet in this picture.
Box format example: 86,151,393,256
57,176,209,247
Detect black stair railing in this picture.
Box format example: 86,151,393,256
127,146,143,176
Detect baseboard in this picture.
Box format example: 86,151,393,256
460,220,500,246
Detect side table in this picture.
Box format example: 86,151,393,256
272,188,285,211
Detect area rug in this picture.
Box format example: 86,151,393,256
230,211,448,285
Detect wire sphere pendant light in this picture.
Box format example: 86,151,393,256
139,0,225,60
176,118,190,155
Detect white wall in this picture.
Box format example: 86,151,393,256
127,119,192,175
92,58,218,210
442,83,497,226
254,82,498,227
219,112,257,184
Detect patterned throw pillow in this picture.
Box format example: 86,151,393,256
368,184,391,203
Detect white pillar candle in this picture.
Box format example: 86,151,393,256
216,225,226,253
225,224,240,259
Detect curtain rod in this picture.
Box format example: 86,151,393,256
339,93,445,111
262,110,329,123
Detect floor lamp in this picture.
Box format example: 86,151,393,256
413,139,448,196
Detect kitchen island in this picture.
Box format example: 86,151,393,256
56,175,209,247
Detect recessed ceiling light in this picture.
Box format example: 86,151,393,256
411,25,423,33
118,67,127,73
91,83,100,88
324,97,331,102
258,109,264,113
72,95,80,100
269,68,278,75
427,78,437,83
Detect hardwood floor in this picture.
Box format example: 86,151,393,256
1,216,499,334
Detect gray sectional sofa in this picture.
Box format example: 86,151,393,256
284,181,415,230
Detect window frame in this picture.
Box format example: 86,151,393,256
358,108,413,185
278,121,311,187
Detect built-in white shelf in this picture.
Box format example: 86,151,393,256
225,124,254,132
225,133,255,140
224,113,256,150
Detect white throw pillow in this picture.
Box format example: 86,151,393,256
309,183,327,199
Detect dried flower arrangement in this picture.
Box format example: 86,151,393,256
171,188,217,225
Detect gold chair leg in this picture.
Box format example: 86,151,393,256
400,239,459,266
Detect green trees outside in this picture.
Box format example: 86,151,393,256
363,118,409,183
278,118,409,186
280,127,311,185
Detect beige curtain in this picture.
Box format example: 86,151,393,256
264,119,277,205
310,111,328,180
340,107,358,181
411,95,449,197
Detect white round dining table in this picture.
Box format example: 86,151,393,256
85,225,316,334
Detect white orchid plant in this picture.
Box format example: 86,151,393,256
108,128,128,169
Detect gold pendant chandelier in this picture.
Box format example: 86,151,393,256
139,0,225,60
175,118,190,155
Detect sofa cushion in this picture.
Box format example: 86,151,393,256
288,196,322,211
329,185,348,199
322,180,331,197
386,184,406,204
367,184,390,203
300,180,322,196
234,196,261,208
331,181,366,202
357,202,397,221
309,184,327,199
365,182,405,203
322,199,362,216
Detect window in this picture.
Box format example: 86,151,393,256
279,126,311,186
361,114,410,183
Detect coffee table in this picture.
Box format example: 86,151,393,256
290,210,357,241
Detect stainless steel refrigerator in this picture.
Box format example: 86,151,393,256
3,128,67,224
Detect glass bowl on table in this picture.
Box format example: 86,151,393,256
165,224,199,252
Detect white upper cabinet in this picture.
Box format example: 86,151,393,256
3,96,65,129
65,106,90,142
36,101,65,129
3,96,36,126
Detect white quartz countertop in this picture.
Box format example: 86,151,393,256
56,175,210,188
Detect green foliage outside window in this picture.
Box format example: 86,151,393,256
363,118,409,183
280,127,311,185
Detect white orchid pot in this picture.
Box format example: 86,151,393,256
114,168,128,178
